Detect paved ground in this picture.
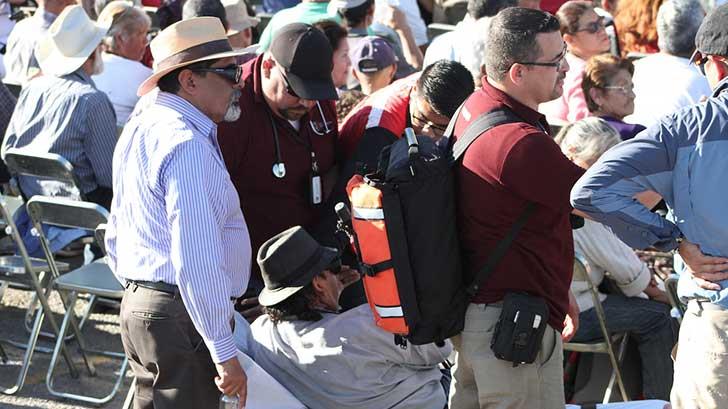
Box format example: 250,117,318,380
0,286,131,409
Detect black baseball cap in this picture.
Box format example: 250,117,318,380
694,4,728,59
352,36,397,73
269,23,338,100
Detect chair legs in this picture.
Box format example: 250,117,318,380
46,290,128,405
602,333,630,403
123,377,136,409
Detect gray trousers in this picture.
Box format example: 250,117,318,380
120,285,220,409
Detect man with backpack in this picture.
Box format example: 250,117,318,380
448,8,584,408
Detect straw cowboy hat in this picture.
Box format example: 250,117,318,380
137,16,249,96
222,0,260,35
35,5,110,77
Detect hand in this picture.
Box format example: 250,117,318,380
338,265,361,288
644,285,670,305
678,240,728,291
381,5,408,31
215,357,247,408
235,296,264,324
561,291,579,342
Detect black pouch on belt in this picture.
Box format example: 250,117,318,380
490,292,549,367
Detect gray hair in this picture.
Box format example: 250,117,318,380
556,117,621,165
461,17,491,86
100,4,151,52
657,0,705,58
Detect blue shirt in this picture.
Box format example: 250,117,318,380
106,91,251,363
571,77,728,307
2,69,117,195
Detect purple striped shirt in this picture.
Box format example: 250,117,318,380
106,91,251,363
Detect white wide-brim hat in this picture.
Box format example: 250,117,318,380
137,16,251,96
36,5,110,77
222,0,260,34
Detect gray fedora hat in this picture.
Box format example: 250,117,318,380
257,226,339,307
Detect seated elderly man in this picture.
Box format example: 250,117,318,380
2,5,117,208
247,226,451,409
557,117,678,400
93,1,152,127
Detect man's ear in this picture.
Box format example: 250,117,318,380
311,274,327,296
507,63,525,85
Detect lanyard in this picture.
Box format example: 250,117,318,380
267,109,319,179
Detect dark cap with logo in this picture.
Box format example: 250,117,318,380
351,36,397,74
269,23,338,100
695,4,728,58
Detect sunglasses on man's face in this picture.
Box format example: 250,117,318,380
278,66,300,99
575,16,605,34
190,64,242,84
691,50,710,76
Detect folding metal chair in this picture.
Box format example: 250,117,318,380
564,253,630,403
26,196,128,404
3,148,85,202
0,195,77,395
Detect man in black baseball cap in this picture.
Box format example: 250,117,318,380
216,23,363,317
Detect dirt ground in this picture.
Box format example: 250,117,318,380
0,286,131,409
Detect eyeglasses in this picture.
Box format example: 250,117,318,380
691,49,710,76
189,64,242,84
515,43,567,68
575,16,605,34
326,257,342,274
601,85,634,94
278,66,300,98
411,112,448,134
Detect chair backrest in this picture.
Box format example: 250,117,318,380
26,196,109,231
3,149,84,200
2,82,21,99
573,252,614,343
95,224,107,256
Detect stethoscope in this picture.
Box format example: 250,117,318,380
269,101,333,179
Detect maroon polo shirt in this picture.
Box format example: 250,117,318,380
453,79,584,331
217,55,338,282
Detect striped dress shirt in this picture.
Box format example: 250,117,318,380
106,91,251,363
2,69,117,195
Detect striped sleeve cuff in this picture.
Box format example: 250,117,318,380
206,334,238,364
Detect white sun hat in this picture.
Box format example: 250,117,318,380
35,5,110,77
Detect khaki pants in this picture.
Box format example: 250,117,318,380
671,301,728,409
448,303,565,409
120,285,221,409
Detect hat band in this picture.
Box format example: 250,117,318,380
155,39,232,72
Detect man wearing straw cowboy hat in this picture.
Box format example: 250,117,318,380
2,4,117,208
106,16,251,409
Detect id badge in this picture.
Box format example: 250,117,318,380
310,174,322,205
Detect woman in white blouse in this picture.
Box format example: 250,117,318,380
93,1,152,127
558,118,677,401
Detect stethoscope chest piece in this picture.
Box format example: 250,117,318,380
273,162,286,178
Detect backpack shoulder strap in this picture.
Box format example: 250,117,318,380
450,107,522,163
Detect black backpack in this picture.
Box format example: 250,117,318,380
339,106,535,346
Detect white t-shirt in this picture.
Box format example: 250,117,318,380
624,53,712,128
373,0,428,46
92,52,152,127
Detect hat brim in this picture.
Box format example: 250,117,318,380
36,26,107,77
137,44,257,96
258,246,339,307
228,16,261,34
286,70,339,101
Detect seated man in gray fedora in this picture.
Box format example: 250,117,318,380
246,225,451,409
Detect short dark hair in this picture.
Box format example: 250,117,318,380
182,0,229,31
263,283,323,324
314,20,348,51
157,59,216,94
556,1,592,35
485,7,561,81
417,60,474,118
467,0,517,20
338,0,374,27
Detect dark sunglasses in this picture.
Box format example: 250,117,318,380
190,64,242,84
326,257,342,274
575,16,605,34
278,66,300,98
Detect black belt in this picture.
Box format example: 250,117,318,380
125,280,240,301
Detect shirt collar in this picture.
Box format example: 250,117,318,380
37,8,57,27
712,76,728,98
481,78,549,129
156,91,217,141
66,68,95,87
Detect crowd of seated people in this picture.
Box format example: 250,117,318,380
3,0,728,408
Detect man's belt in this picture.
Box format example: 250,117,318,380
125,280,179,295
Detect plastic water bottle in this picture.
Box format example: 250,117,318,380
219,394,239,409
